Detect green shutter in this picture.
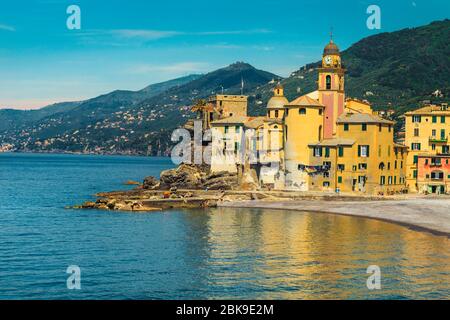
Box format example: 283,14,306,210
413,155,418,164
338,176,342,183
366,146,370,157
325,147,330,158
441,116,446,123
432,116,437,123
358,146,361,157
338,147,344,157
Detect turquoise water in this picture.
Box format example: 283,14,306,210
0,153,449,299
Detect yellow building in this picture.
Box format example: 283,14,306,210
284,95,325,190
404,103,450,192
192,94,248,130
308,113,407,194
206,38,408,194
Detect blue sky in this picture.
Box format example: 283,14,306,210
0,0,448,109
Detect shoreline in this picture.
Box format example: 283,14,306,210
219,198,450,238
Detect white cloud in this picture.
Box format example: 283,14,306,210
0,24,15,32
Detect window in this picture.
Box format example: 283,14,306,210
338,146,344,157
358,163,368,170
325,147,330,158
414,128,419,137
299,108,306,115
224,126,229,134
314,147,322,157
319,109,323,115
318,126,322,141
441,129,446,139
441,116,446,123
275,110,279,118
443,146,450,154
394,176,397,184
388,125,392,132
344,123,349,131
358,145,370,157
323,172,330,178
412,115,421,123
400,161,403,169
323,181,330,187
411,143,421,151
413,170,418,178
326,75,331,90
379,124,382,132
432,144,436,151
337,164,345,171
362,123,367,131
380,176,386,185
432,116,437,123
338,176,343,183
413,155,418,164
235,126,240,133
387,162,391,170
352,165,357,171
388,176,393,185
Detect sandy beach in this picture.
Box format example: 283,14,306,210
219,197,450,237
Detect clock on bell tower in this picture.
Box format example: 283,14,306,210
318,37,345,139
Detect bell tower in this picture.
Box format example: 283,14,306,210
318,35,345,139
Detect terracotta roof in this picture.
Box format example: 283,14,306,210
244,117,266,129
211,115,249,125
308,138,355,147
287,94,324,108
404,105,450,115
337,112,394,124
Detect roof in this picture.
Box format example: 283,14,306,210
267,96,289,109
404,105,450,116
287,94,324,108
244,117,266,129
337,112,394,125
211,116,266,128
211,115,249,125
308,138,355,147
323,40,340,55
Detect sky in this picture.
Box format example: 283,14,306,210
0,0,448,109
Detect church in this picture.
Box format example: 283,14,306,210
195,39,408,195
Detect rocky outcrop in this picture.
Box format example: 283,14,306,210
143,176,159,189
158,164,238,190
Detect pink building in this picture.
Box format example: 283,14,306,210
417,155,450,194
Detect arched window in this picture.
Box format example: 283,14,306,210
275,110,279,118
299,108,306,115
326,75,331,90
379,162,385,170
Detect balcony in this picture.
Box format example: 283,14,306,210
429,136,448,143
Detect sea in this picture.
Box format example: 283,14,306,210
0,153,449,299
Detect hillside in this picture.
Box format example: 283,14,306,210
0,63,277,155
1,20,448,155
247,19,450,116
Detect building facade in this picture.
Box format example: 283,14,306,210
404,104,450,193
206,38,408,194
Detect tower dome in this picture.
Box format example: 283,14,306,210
267,82,288,109
323,39,340,56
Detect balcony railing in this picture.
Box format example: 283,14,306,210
429,136,448,143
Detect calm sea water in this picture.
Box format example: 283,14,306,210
0,153,449,300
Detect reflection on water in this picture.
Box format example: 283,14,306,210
181,208,450,300
0,154,448,299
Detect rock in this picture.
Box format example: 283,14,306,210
143,176,159,189
124,180,141,186
81,201,96,209
159,164,207,189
